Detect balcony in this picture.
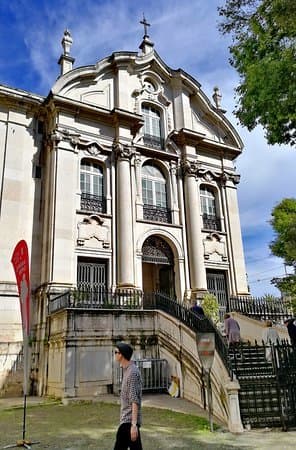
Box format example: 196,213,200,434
143,134,164,150
202,213,221,231
81,193,106,213
143,205,172,223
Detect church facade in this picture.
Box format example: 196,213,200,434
0,27,248,407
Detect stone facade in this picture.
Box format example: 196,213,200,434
0,29,248,429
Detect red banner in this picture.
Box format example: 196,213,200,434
11,240,30,337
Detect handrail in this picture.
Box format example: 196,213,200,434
143,292,231,377
229,295,292,323
48,288,142,314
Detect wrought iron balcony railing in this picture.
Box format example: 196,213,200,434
143,204,172,223
143,134,164,150
49,288,143,314
202,213,221,231
80,193,106,213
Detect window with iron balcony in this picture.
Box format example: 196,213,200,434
142,104,164,149
200,186,221,231
80,160,106,213
142,163,171,223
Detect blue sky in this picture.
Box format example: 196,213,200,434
0,0,294,296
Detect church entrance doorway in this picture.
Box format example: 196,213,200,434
142,236,175,298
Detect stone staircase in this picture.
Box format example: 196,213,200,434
229,344,288,429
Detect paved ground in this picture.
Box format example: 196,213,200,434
0,394,295,449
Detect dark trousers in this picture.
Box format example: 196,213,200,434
114,423,142,450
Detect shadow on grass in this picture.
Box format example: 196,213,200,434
0,401,267,450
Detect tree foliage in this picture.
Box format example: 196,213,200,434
218,0,296,146
270,198,296,265
270,198,296,298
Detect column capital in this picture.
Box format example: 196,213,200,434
113,142,136,160
181,159,201,177
221,171,241,186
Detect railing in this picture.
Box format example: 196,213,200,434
229,296,292,323
143,292,231,377
228,340,296,429
48,288,142,314
143,205,172,223
143,134,164,149
80,193,106,213
202,213,221,231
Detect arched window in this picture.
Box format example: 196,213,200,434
80,160,106,213
142,163,171,223
142,104,163,149
200,186,221,230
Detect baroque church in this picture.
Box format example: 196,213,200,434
0,21,249,429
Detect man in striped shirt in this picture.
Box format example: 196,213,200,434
114,342,143,450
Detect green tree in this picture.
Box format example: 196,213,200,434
270,198,296,302
218,0,296,146
270,198,296,265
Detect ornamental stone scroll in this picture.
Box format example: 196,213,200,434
181,159,201,177
220,171,241,186
113,142,136,160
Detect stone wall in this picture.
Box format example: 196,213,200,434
42,309,240,430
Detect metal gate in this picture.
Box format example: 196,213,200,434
77,259,107,301
206,271,228,321
114,359,169,394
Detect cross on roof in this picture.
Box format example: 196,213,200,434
140,14,150,37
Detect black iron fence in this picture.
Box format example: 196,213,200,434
228,340,296,430
48,288,142,314
228,296,292,323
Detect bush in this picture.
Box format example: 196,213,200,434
201,293,219,323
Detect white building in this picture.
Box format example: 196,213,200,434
0,27,248,422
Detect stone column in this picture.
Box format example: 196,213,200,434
182,160,207,296
221,172,249,295
114,143,135,287
225,379,244,433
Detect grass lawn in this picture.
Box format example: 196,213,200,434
1,400,295,449
0,400,233,450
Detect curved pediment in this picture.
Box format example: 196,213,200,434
51,49,242,152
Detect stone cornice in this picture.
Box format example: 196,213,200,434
170,128,206,146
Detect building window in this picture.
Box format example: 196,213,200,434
80,160,106,213
200,186,221,231
142,104,164,149
142,163,171,223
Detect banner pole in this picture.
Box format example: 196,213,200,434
4,240,39,449
22,394,27,441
